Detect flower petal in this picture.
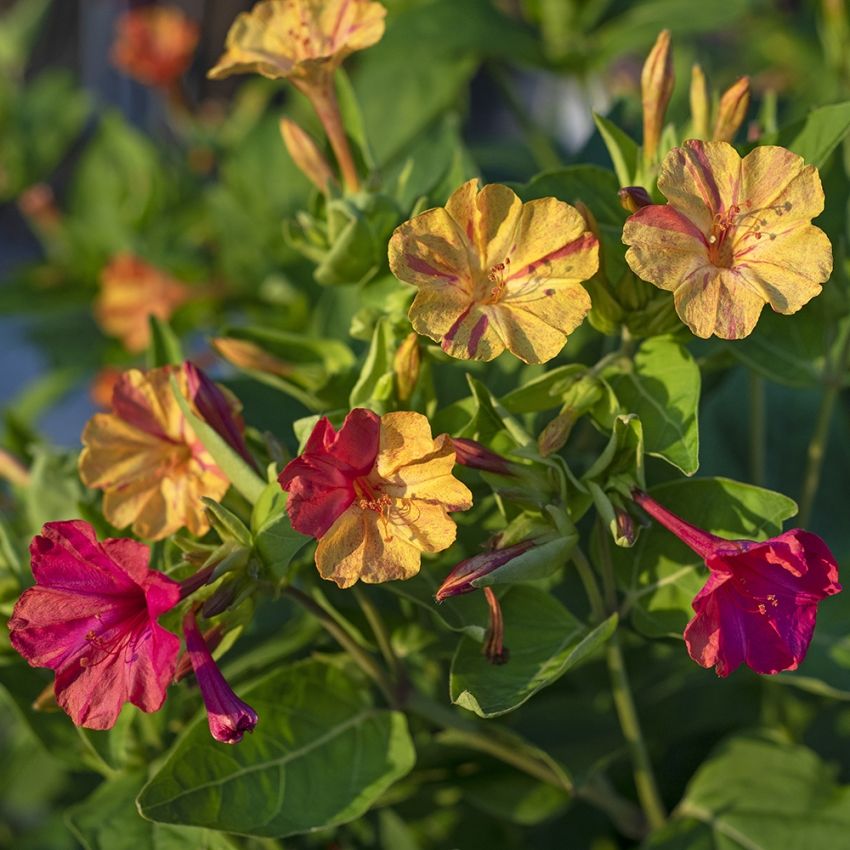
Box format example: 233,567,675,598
741,145,826,223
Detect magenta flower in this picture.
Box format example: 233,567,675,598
183,611,258,743
633,490,841,677
8,521,181,729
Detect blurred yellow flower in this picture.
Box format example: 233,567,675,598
95,255,191,353
79,365,238,540
208,0,386,85
279,410,472,588
388,179,599,364
623,140,832,339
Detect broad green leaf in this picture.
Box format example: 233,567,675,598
138,660,416,837
468,536,578,589
605,336,701,475
729,298,850,388
250,482,309,580
450,587,617,717
349,317,397,410
644,733,850,850
169,376,266,504
500,364,586,414
593,113,639,187
462,771,569,826
780,100,850,169
24,445,84,535
66,772,237,850
614,478,797,638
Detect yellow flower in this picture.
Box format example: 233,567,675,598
279,409,472,588
79,365,241,540
208,0,386,85
95,255,191,353
622,140,833,339
388,179,599,364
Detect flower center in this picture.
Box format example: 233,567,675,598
707,205,743,268
482,256,511,304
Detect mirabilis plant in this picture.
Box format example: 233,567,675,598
5,4,850,848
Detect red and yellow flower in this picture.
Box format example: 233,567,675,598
79,363,248,541
95,255,191,353
622,140,832,339
389,179,599,364
279,409,472,588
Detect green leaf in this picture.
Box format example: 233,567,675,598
450,587,617,717
250,482,309,580
349,317,397,411
169,376,266,504
604,336,701,475
66,772,237,850
137,660,416,837
468,536,578,590
780,100,850,169
500,364,586,414
614,478,797,638
146,317,183,369
462,772,569,826
593,113,639,187
644,733,850,850
24,445,84,535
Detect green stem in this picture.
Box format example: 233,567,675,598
606,634,667,831
799,382,838,527
353,586,402,678
749,371,766,487
284,586,396,705
487,62,562,172
571,547,606,623
596,525,666,831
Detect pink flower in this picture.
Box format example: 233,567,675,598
632,490,841,677
183,611,258,743
8,521,181,729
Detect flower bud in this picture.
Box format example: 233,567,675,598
436,540,536,601
393,332,420,402
538,410,577,457
689,64,710,138
618,186,653,213
280,117,337,194
641,30,674,166
183,611,258,743
451,438,515,476
712,76,750,143
212,337,294,379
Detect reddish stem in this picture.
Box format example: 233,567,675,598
631,489,721,560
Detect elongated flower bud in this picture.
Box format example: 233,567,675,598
641,30,674,166
618,186,653,213
712,76,750,143
689,64,710,138
451,438,515,476
393,332,420,402
183,611,258,743
280,117,337,194
436,540,535,600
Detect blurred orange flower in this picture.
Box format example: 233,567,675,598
208,0,386,85
623,140,832,339
279,409,472,588
389,179,599,364
79,364,244,540
95,255,191,353
111,6,200,88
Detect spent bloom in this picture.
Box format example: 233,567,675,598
95,255,191,353
8,521,181,729
79,363,249,540
279,409,472,588
208,0,386,86
183,611,258,743
623,140,832,339
389,179,599,364
111,6,200,88
633,490,841,677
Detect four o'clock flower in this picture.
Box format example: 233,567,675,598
183,611,258,744
8,521,182,729
279,409,472,588
111,6,200,89
79,363,250,540
622,140,832,339
632,490,841,677
95,254,192,353
389,179,599,364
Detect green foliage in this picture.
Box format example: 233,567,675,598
138,660,416,837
